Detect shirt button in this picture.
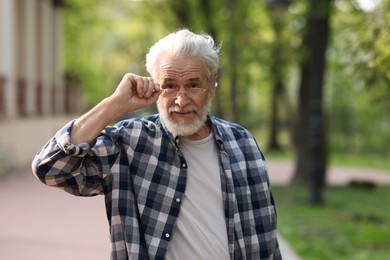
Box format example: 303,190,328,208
165,233,171,239
175,197,181,203
182,163,187,168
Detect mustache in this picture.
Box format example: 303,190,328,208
169,105,197,113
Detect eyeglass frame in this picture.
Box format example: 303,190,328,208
159,82,210,98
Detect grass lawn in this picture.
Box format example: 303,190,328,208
272,186,390,260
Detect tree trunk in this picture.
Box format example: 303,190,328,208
199,0,224,118
268,5,288,151
292,0,332,205
268,79,283,151
226,0,239,122
170,0,190,27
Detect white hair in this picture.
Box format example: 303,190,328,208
145,29,220,79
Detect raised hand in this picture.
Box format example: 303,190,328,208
70,73,160,144
110,73,161,115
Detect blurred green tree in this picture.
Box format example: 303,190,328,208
292,0,332,205
61,0,390,181
327,0,390,155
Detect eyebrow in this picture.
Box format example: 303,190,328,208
188,77,201,82
162,78,176,82
162,77,201,83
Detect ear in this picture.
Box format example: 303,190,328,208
209,73,218,97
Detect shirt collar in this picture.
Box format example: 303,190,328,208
158,113,223,149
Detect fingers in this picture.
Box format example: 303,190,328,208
134,76,159,98
112,74,160,113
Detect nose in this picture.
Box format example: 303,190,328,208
174,92,190,107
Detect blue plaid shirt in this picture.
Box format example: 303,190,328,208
32,114,281,260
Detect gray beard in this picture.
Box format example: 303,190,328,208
157,100,211,137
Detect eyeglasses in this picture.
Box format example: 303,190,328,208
160,84,207,98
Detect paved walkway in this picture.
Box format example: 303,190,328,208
266,160,390,260
1,161,389,260
0,167,109,260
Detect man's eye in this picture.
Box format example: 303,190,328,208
163,84,176,90
189,83,200,89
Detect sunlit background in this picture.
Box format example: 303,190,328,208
0,0,389,259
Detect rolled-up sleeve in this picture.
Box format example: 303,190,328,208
32,120,106,196
55,120,96,157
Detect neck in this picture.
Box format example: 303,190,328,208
181,121,212,140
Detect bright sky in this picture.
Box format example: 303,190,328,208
356,0,382,12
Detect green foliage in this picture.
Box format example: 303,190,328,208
273,186,390,259
62,0,390,155
327,0,390,155
63,0,170,108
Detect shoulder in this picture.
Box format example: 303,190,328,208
211,116,265,155
116,114,160,128
211,116,254,141
103,114,162,138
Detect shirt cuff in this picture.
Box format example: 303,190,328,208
55,120,97,157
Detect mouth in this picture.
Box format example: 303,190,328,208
173,110,193,115
169,106,197,115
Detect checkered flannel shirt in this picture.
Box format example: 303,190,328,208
32,114,281,260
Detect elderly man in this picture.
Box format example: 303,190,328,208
32,29,281,259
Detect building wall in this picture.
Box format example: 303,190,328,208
0,0,65,118
0,0,83,173
0,115,75,174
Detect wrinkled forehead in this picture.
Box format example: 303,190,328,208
156,55,207,82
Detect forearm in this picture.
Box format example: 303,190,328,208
71,97,124,144
71,73,160,144
33,73,159,193
32,121,104,196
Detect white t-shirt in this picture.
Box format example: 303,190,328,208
165,133,230,260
